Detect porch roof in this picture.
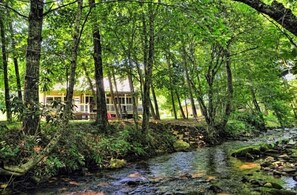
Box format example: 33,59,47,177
47,77,132,93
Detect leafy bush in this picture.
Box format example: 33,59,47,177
0,141,20,162
227,119,251,136
85,125,146,167
231,110,265,130
34,128,87,179
226,111,263,136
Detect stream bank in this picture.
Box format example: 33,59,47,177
4,127,297,194
0,121,208,194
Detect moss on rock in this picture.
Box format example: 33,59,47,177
232,146,261,159
173,140,190,151
109,158,127,169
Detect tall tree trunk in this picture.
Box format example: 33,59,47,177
112,68,122,118
151,84,160,120
248,71,266,131
207,81,215,128
82,62,96,117
184,99,189,119
108,70,120,118
82,62,95,98
234,0,297,36
126,19,139,122
89,0,108,130
184,64,197,118
23,0,44,135
194,68,209,123
134,57,144,100
0,13,12,121
221,47,233,129
8,9,22,102
149,99,156,119
182,45,197,118
127,70,139,121
250,85,266,130
166,53,177,119
64,0,82,123
171,89,177,119
176,90,186,119
142,1,155,134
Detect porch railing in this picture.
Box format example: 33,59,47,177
74,103,142,114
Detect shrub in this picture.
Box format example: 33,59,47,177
84,125,146,168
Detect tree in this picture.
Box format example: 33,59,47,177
233,0,297,36
64,0,83,123
89,0,108,131
9,11,23,102
23,0,44,135
141,1,155,134
0,5,12,121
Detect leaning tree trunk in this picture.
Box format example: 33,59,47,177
234,0,297,36
0,13,12,121
23,0,44,135
89,0,108,131
149,98,157,119
0,123,65,176
64,0,82,123
151,84,160,120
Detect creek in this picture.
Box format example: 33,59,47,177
22,128,297,194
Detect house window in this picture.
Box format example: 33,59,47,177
114,97,126,104
55,97,62,102
46,97,54,104
46,96,63,104
127,97,132,104
86,96,94,104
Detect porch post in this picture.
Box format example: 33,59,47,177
124,94,127,105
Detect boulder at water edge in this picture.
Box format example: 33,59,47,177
173,140,190,151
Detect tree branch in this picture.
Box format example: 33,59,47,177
261,13,297,48
231,46,259,56
43,0,78,16
0,3,28,18
233,0,297,36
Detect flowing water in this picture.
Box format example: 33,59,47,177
22,128,297,194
